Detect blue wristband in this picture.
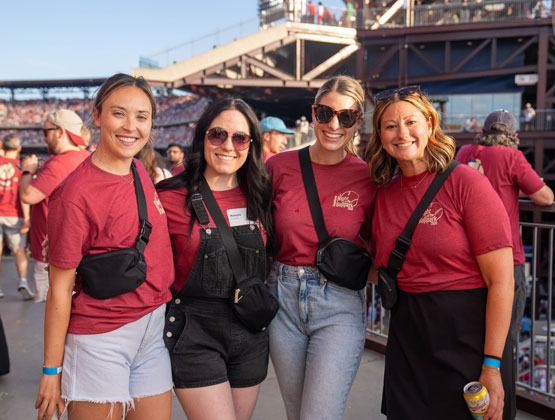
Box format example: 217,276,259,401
43,366,62,375
483,357,501,369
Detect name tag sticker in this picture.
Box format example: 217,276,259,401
227,208,249,227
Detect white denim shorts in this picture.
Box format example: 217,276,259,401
61,304,172,406
0,216,26,249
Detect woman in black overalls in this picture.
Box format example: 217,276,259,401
157,97,273,420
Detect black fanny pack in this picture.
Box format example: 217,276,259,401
378,161,459,309
193,181,279,333
299,147,372,291
76,161,152,300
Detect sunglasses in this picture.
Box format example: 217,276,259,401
42,127,58,137
312,104,362,128
374,85,421,101
206,127,252,150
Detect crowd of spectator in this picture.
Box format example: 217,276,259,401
0,94,209,147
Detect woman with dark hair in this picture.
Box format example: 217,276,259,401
157,97,272,420
266,75,375,420
35,73,174,420
366,87,514,420
136,143,171,184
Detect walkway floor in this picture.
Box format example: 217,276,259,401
0,258,545,419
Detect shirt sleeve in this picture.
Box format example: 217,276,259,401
31,159,66,197
512,150,546,196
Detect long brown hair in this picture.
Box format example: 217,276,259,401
365,91,455,186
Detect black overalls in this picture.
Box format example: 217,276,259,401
164,199,269,388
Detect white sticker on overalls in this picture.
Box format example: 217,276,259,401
227,207,249,227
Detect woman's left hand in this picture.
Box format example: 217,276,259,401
479,365,504,420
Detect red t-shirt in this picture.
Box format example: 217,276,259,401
267,150,375,267
372,164,512,293
171,163,185,176
0,157,23,217
30,150,89,260
48,157,174,334
263,150,275,162
456,144,545,265
159,185,267,292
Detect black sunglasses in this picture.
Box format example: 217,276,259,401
42,127,58,137
312,104,362,128
374,85,421,101
206,127,252,150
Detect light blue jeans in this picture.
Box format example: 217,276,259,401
267,262,366,420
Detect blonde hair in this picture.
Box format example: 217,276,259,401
365,92,455,186
314,75,364,157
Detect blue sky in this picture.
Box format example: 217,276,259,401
1,0,347,81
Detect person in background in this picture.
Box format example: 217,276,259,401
456,109,554,420
19,109,89,303
267,75,374,420
136,143,172,184
307,0,316,23
260,116,293,162
167,143,185,175
366,86,514,420
317,2,324,24
0,134,31,299
158,97,272,420
35,73,174,420
523,103,536,131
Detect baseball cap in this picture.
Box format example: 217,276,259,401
260,117,294,134
46,109,86,147
483,110,517,135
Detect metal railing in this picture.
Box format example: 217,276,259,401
366,200,555,401
441,110,555,133
357,0,553,30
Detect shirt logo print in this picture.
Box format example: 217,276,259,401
419,202,443,226
0,163,16,187
153,193,165,215
332,191,360,211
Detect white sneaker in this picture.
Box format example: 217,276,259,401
0,286,4,298
17,279,34,300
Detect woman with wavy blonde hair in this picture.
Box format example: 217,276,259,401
366,86,514,420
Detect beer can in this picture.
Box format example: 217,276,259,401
463,381,490,419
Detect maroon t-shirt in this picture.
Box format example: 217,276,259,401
48,157,173,334
267,150,375,267
456,144,545,265
159,185,267,292
30,149,89,260
372,164,512,293
0,156,23,217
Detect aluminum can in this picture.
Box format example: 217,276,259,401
463,381,490,419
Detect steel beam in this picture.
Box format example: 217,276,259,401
302,44,360,81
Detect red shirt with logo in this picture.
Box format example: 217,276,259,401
30,150,89,260
48,157,174,334
159,185,267,292
0,156,23,217
456,144,545,265
372,164,512,293
267,150,375,267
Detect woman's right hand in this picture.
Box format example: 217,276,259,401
35,373,65,420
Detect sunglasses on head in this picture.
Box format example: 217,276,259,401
312,104,362,128
206,127,252,150
374,85,421,101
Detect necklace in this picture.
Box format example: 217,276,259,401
92,152,134,185
400,172,429,189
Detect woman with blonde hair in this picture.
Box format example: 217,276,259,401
267,75,375,420
366,86,514,420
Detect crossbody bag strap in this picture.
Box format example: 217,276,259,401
298,146,332,245
130,161,152,253
386,160,459,276
198,178,249,284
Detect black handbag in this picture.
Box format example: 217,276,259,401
193,179,279,333
76,161,152,300
299,146,372,291
378,160,459,309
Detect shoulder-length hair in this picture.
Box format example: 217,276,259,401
314,75,365,157
475,123,519,149
365,92,455,186
157,97,272,234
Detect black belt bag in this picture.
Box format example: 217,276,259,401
76,161,152,300
192,180,279,333
299,147,371,291
378,160,459,309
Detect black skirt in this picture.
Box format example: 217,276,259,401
381,288,487,420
